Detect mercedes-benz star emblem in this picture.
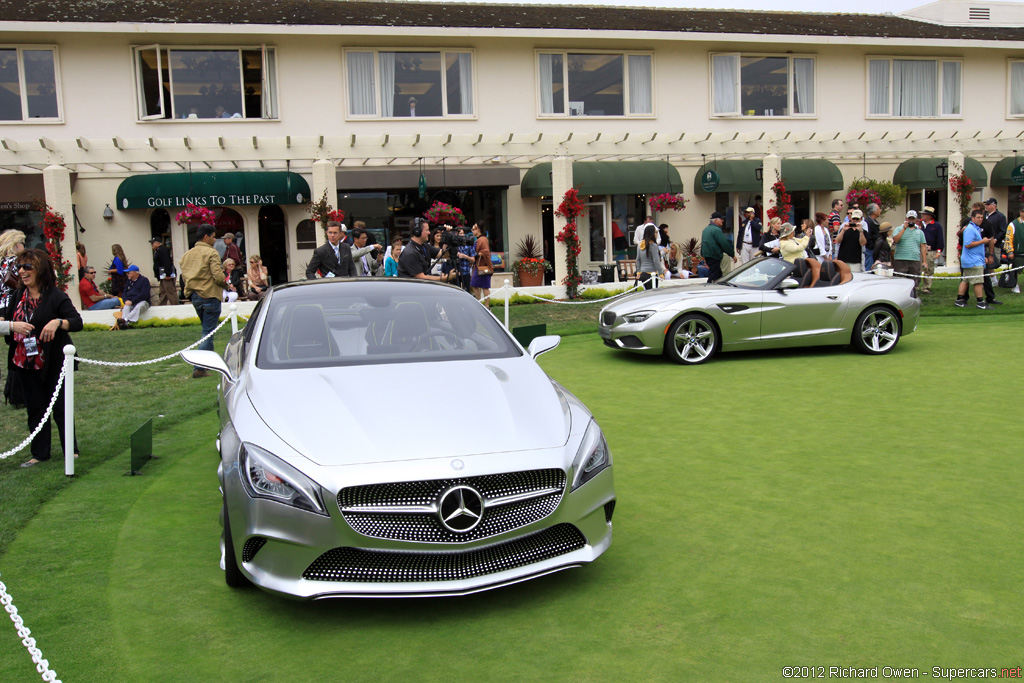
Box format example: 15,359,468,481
437,485,484,533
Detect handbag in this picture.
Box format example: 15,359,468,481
998,269,1017,289
476,255,492,276
2,267,20,291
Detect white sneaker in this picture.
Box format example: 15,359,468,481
1014,286,1021,294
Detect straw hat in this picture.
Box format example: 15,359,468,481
779,223,795,239
878,222,893,234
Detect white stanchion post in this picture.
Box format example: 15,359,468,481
229,303,238,335
503,279,510,329
63,344,75,477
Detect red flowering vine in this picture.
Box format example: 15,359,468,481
949,168,975,222
40,207,74,291
555,187,586,299
765,175,792,222
306,191,345,232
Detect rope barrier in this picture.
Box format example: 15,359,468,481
0,367,66,461
871,262,1024,280
0,574,62,683
77,316,231,367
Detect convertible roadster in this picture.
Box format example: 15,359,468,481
599,257,920,365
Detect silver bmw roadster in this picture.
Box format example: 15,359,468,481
599,257,920,365
182,278,614,600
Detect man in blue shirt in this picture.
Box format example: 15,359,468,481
956,209,996,310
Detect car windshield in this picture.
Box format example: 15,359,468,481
718,258,790,289
255,281,521,369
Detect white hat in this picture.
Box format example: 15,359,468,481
905,210,918,219
850,209,863,219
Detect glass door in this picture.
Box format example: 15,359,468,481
584,198,611,265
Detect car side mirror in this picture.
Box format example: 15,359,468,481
527,335,560,359
778,278,800,290
180,349,234,381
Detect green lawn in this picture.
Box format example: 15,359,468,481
1,313,1021,681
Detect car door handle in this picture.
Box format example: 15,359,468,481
826,295,839,300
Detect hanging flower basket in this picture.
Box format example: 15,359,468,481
648,193,687,213
175,204,217,225
845,188,881,210
423,201,466,227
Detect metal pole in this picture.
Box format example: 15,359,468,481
503,278,510,329
63,344,75,477
229,303,238,335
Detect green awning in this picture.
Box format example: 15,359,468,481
893,157,988,191
116,171,311,210
693,159,843,194
989,157,1024,187
520,161,682,197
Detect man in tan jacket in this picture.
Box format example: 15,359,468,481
180,224,225,377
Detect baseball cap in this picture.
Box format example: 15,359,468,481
850,209,864,219
905,210,918,219
984,198,997,205
125,264,140,273
149,237,162,244
710,211,725,220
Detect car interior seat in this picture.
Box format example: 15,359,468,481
285,304,336,361
387,301,433,352
817,260,838,287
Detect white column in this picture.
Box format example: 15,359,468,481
731,193,740,242
946,151,965,267
42,165,80,309
761,154,781,222
171,217,187,273
311,160,336,248
551,156,573,287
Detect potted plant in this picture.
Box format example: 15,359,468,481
511,235,551,287
681,237,701,271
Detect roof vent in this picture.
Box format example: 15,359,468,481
968,7,991,20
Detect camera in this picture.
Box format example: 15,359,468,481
440,230,474,248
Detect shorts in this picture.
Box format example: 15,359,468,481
961,266,984,285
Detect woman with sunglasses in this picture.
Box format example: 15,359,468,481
3,249,82,468
246,255,269,300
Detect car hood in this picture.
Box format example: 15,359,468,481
606,283,734,311
244,357,569,467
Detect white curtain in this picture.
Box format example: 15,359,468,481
893,59,937,117
1013,62,1024,116
868,60,890,115
941,61,961,116
539,54,555,114
457,53,473,115
712,54,738,115
378,52,395,117
793,58,814,115
628,54,652,114
347,52,375,116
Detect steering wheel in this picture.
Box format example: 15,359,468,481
419,329,462,350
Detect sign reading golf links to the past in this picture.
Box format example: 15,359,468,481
1012,164,1024,185
116,171,311,211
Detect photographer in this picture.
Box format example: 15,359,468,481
891,210,928,298
352,228,383,277
835,208,867,272
397,220,458,282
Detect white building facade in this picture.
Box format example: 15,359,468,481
2,0,1024,305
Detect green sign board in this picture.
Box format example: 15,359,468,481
700,169,720,192
129,418,155,476
1012,164,1024,185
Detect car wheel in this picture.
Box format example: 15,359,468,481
665,314,718,365
222,500,249,588
853,305,900,355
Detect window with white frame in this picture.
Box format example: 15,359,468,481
1010,60,1024,117
133,45,277,120
537,51,653,117
710,53,815,117
0,47,61,122
867,57,962,118
346,50,474,118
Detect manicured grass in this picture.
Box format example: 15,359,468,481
1,316,1021,681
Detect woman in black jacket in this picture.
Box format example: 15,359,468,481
3,248,82,467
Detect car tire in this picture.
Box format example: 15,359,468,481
222,501,249,588
852,305,901,355
664,314,718,365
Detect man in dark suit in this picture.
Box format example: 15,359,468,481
737,207,762,264
981,198,1007,305
305,221,356,279
150,237,179,305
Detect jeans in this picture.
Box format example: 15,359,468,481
863,245,874,273
191,293,221,355
88,297,121,310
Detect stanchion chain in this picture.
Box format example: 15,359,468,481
513,282,644,305
77,316,231,367
0,574,62,683
0,366,66,461
873,262,1024,280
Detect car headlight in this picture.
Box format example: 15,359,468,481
238,443,327,516
622,310,656,324
571,419,612,491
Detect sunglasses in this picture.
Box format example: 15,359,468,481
16,263,33,271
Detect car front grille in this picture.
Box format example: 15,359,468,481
602,311,616,326
242,537,267,563
301,523,587,583
337,469,566,543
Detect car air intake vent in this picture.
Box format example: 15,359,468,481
338,469,566,543
604,500,616,523
242,537,267,563
302,524,587,583
969,7,990,20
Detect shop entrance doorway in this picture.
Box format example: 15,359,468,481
258,205,288,285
